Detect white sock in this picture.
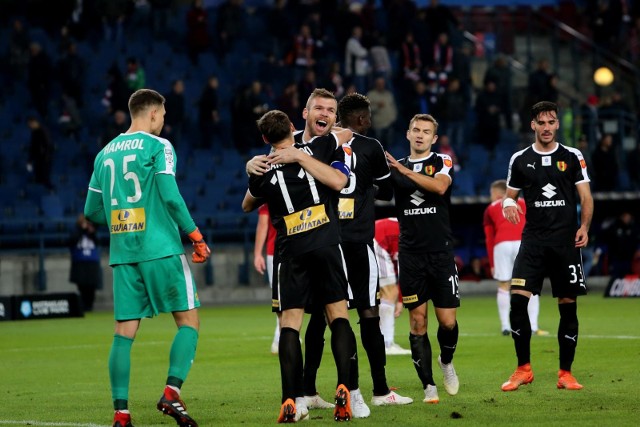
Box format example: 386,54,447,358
379,300,395,347
497,288,511,331
116,410,130,414
528,294,540,331
274,316,280,343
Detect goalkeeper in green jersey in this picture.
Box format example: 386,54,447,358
85,89,211,427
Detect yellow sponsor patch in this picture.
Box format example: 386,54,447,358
272,299,280,308
110,208,146,234
338,198,355,219
511,278,526,286
283,204,330,235
403,294,418,304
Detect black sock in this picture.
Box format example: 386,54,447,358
349,332,359,391
558,302,579,372
303,313,327,396
329,317,356,388
409,333,434,388
510,294,532,366
279,327,303,403
360,316,389,395
437,321,458,365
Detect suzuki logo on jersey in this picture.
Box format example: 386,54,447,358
541,184,557,199
111,208,146,233
284,204,329,236
425,165,435,175
557,161,567,172
535,184,566,207
410,191,425,206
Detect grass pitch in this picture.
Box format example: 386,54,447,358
2,294,639,426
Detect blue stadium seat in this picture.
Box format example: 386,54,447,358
40,194,65,219
452,169,475,197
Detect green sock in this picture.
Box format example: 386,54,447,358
168,326,199,385
109,334,134,409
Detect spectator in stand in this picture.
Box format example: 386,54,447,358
103,63,131,114
459,257,490,282
26,116,54,190
125,57,146,92
435,134,459,172
186,0,210,65
367,77,398,149
28,42,53,119
400,32,422,84
475,79,502,153
267,0,294,60
591,133,618,191
589,0,623,52
291,23,316,82
100,110,129,147
424,0,459,46
439,77,467,153
275,81,300,128
484,55,513,130
197,75,220,149
95,0,128,47
325,61,345,99
163,79,186,148
297,68,317,109
408,80,439,121
216,0,245,59
150,0,174,39
369,34,393,82
58,91,83,140
599,211,640,277
430,32,454,76
231,80,270,154
627,143,640,190
450,42,473,109
8,19,30,81
57,42,85,107
69,214,102,312
344,26,370,94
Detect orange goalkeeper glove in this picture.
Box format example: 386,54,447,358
188,228,211,263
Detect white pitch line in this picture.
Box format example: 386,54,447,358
0,421,109,427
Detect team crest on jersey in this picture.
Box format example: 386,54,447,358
283,204,329,235
556,161,567,172
425,165,435,175
338,197,355,219
580,159,586,169
413,163,423,172
110,208,146,233
444,158,453,168
542,156,551,166
342,146,352,156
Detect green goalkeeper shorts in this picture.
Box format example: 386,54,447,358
112,254,200,321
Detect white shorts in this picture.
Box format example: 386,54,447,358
493,240,521,282
374,240,397,288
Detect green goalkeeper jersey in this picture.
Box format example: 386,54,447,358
85,131,197,265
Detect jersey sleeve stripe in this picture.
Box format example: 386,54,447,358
88,186,102,193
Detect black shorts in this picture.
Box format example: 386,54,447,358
398,251,460,310
342,241,379,310
511,243,588,298
272,245,349,312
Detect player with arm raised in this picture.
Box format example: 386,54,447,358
84,89,210,427
386,113,460,404
242,109,356,423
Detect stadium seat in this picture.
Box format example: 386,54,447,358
452,169,475,196
40,194,65,219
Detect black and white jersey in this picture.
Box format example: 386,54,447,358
337,133,391,244
506,143,590,246
391,152,454,253
249,133,343,260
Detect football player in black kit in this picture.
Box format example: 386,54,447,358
385,113,460,404
501,101,593,392
334,93,413,411
242,110,357,422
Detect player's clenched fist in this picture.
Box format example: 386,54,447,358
188,228,211,263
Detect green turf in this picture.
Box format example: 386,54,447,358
2,294,639,426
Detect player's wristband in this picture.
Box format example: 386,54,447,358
188,228,204,243
502,197,517,209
